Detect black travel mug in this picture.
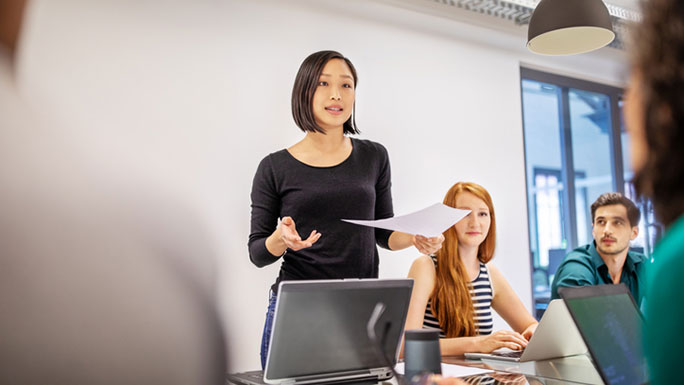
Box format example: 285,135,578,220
404,329,442,381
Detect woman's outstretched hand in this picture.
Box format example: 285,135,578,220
279,216,321,251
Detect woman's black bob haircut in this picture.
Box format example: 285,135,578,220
291,50,360,135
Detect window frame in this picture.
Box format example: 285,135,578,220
521,68,625,248
520,68,626,317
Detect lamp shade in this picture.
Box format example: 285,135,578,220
527,0,615,55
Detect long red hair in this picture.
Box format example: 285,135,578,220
430,182,496,337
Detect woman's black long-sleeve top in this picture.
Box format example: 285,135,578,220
248,138,394,293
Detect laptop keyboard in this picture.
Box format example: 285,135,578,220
242,371,264,381
496,349,524,359
226,370,264,385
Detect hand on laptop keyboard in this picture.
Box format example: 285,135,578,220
478,330,528,353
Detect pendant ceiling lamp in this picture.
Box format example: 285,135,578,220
527,0,615,55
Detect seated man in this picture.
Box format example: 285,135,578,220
551,193,647,306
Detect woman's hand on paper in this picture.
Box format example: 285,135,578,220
413,234,445,255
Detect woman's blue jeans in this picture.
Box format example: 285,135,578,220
260,291,277,370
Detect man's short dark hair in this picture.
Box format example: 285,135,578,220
291,50,359,135
591,192,641,227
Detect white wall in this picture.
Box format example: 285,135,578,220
17,0,627,371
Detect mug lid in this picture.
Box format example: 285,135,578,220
405,329,440,341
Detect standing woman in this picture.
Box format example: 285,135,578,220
403,182,538,356
248,50,444,368
624,0,684,383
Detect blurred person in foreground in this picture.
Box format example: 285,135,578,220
624,0,684,384
0,0,226,383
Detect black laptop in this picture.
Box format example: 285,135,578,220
559,284,649,385
227,279,413,385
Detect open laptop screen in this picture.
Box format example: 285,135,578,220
264,279,413,383
560,284,648,385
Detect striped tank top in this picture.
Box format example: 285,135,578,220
422,256,494,337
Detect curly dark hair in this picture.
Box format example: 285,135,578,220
631,0,684,227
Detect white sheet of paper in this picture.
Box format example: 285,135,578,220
342,203,470,237
394,362,492,377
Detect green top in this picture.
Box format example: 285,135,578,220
644,214,684,385
550,242,647,306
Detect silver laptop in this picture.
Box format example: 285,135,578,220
227,279,413,385
464,299,587,362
